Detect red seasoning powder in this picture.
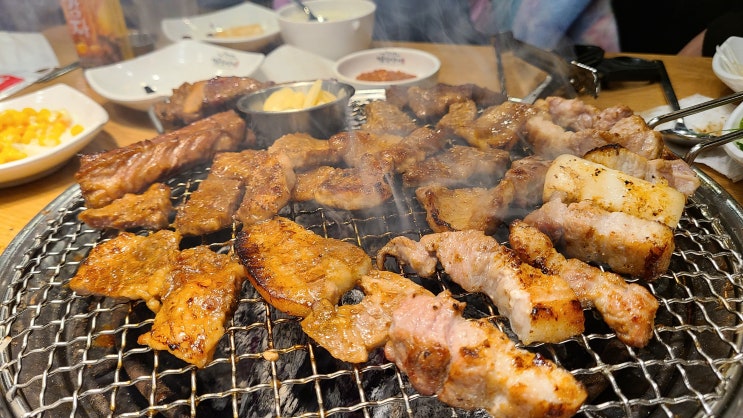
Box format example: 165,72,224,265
356,69,416,82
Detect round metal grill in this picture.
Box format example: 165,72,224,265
1,94,743,418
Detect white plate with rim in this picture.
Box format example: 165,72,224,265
0,84,108,188
161,2,280,52
722,101,743,165
333,47,440,90
84,40,265,111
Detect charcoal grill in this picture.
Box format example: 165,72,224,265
1,92,743,418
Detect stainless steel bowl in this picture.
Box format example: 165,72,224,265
236,79,355,146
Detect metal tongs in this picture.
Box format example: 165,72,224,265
646,91,743,164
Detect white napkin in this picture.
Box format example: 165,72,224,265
0,31,60,101
640,94,743,182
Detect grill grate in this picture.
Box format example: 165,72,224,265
1,94,743,418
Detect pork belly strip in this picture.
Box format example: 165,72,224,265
535,96,633,131
138,246,247,368
210,150,296,226
401,145,510,188
292,164,393,210
583,144,700,197
153,76,272,128
509,220,659,347
448,100,540,150
385,291,587,418
386,83,506,121
69,230,181,312
377,231,584,344
524,199,674,281
301,270,433,364
76,110,249,209
234,216,372,317
78,183,173,230
415,181,515,235
173,174,244,236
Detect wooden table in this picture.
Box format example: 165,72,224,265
0,31,738,253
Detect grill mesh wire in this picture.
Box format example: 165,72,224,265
1,95,743,417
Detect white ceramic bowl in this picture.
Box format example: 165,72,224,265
334,47,440,90
84,40,264,111
161,2,280,52
722,101,743,165
276,0,376,61
713,36,743,92
0,84,108,187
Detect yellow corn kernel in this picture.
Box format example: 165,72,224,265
0,107,84,163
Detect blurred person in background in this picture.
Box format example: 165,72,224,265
611,0,743,56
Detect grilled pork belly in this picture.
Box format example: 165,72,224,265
267,132,341,170
450,100,540,150
76,110,249,209
385,291,587,418
535,96,633,131
509,220,658,347
78,183,173,230
415,180,515,234
502,155,553,208
362,99,418,135
329,126,447,173
234,217,372,317
301,270,433,363
608,115,665,160
543,154,686,228
137,246,246,368
402,145,510,188
388,83,506,121
524,114,613,159
524,199,674,281
153,76,272,128
583,144,700,196
293,164,392,210
377,231,584,344
210,150,296,226
173,174,244,236
69,230,181,312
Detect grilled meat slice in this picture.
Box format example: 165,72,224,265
535,96,633,131
377,231,585,344
69,230,181,312
78,183,173,230
211,150,296,226
153,76,272,128
543,154,686,229
301,270,433,363
502,155,552,208
173,174,244,236
362,99,418,135
402,145,510,188
583,144,700,196
450,100,540,150
267,132,341,170
524,114,613,159
329,126,447,173
391,83,506,121
293,164,392,210
607,115,664,160
415,180,515,234
524,199,674,281
234,217,372,317
385,291,587,418
509,220,658,347
76,110,248,209
138,246,246,368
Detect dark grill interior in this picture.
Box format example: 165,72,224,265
1,94,742,418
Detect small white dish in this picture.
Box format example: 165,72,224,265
255,44,335,83
713,36,743,93
333,47,440,90
84,40,264,111
161,2,280,52
0,84,108,187
722,101,743,165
